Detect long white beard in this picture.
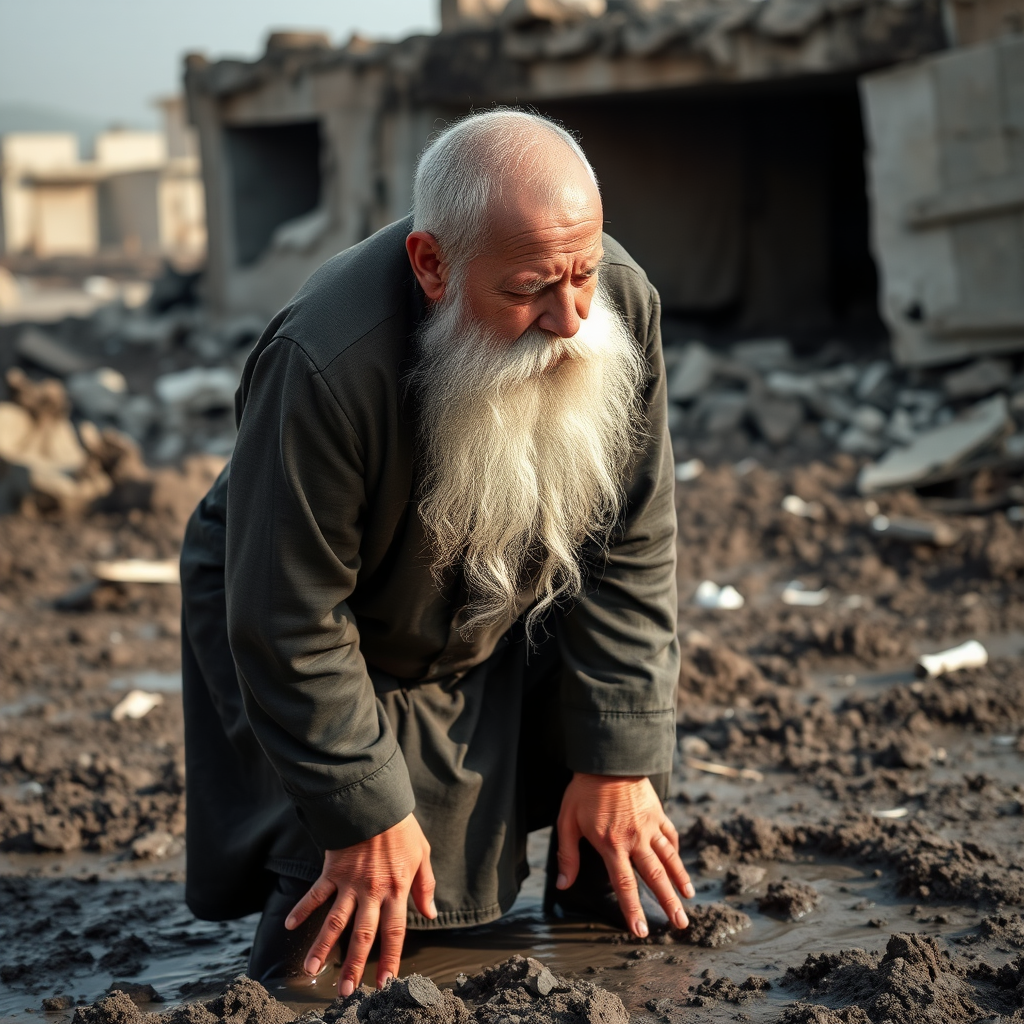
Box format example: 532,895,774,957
410,281,647,637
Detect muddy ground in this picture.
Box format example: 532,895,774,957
2,423,1024,1020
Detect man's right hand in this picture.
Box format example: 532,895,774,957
284,812,436,995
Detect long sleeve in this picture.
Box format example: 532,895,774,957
557,278,680,778
225,336,415,851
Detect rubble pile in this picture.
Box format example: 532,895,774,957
3,294,262,491
664,339,1021,494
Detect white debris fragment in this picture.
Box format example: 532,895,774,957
782,581,830,606
154,366,238,414
111,690,164,722
872,808,909,819
675,458,705,482
93,558,180,584
1008,506,1024,523
694,580,745,610
871,515,958,547
782,494,824,520
733,457,759,476
918,640,988,678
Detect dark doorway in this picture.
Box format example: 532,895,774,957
541,77,883,346
225,121,322,266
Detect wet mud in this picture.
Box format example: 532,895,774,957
2,455,1024,1021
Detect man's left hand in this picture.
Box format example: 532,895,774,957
555,772,694,938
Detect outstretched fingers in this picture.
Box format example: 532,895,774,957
286,876,337,931
603,848,647,938
303,889,355,977
555,815,583,891
635,841,689,931
653,827,695,899
375,896,408,988
338,900,381,997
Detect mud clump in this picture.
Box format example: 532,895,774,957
70,960,629,1024
683,968,771,1007
681,902,752,947
758,880,821,920
781,932,1024,1022
327,974,469,1024
683,813,1024,906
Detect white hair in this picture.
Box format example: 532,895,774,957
411,108,599,268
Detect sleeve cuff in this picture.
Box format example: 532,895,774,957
562,707,676,777
289,744,416,850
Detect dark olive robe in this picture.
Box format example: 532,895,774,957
180,216,679,926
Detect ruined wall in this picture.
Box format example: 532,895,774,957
185,0,947,320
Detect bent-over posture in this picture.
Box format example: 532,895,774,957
180,109,692,995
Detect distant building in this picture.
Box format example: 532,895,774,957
0,96,205,272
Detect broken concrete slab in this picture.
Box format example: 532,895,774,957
748,385,804,445
730,338,793,373
154,367,238,415
942,358,1012,400
698,390,748,434
858,394,1011,494
667,342,718,403
16,326,93,377
66,368,129,423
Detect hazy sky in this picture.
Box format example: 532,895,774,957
0,0,438,128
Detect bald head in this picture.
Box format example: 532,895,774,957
412,109,601,270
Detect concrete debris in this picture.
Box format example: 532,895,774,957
748,385,804,446
694,580,744,610
943,358,1012,400
685,756,764,782
110,690,164,722
782,494,824,520
154,367,237,415
698,391,747,434
729,338,792,373
16,326,93,377
872,807,909,819
858,394,1011,494
66,368,128,423
918,640,989,678
871,514,959,547
675,458,705,482
130,830,176,860
782,581,830,606
667,342,717,402
92,559,180,584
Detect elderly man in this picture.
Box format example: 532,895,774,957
180,109,689,996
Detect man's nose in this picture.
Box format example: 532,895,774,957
536,286,589,339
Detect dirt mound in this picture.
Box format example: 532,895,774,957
683,969,771,1007
70,961,629,1024
781,933,1024,1023
683,813,1024,905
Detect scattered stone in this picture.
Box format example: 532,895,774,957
757,880,821,920
66,368,128,422
154,367,238,415
858,394,1011,493
870,514,959,547
943,358,1012,400
667,342,717,402
730,338,792,372
405,974,442,1007
17,327,93,377
130,830,175,860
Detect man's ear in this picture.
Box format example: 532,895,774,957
406,231,447,302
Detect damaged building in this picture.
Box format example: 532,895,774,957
183,0,1021,364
